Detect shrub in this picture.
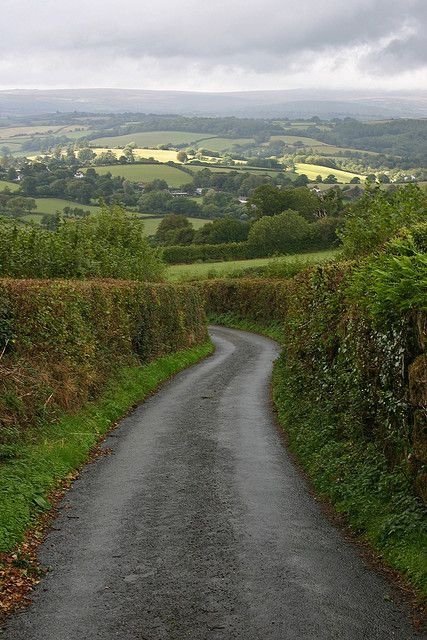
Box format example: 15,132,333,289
0,279,207,444
0,206,164,281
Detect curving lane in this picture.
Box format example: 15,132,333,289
1,326,420,639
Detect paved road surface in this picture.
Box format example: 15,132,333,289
2,327,420,639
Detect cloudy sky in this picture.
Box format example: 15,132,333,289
1,0,426,92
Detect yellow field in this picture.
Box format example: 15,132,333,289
295,163,365,183
91,147,180,163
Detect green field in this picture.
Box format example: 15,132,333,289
88,164,189,187
0,180,20,192
91,131,211,148
194,137,254,152
269,135,330,147
192,165,289,178
34,198,102,215
295,163,364,183
141,216,208,236
167,250,336,281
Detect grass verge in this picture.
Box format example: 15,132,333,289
0,340,213,553
209,314,427,606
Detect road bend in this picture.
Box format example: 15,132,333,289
2,326,420,639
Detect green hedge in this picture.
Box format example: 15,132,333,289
204,266,427,594
162,241,250,264
201,265,427,505
0,279,207,446
162,218,340,264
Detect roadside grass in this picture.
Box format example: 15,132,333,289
0,340,213,554
208,314,427,601
166,250,337,281
295,162,365,183
87,163,189,187
90,131,212,148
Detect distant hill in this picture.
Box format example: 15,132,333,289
1,88,426,119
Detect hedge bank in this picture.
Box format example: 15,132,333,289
201,265,427,595
0,279,207,447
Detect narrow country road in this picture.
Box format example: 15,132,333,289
2,327,420,639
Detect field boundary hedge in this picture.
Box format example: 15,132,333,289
0,279,207,447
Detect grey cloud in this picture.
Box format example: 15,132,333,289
0,0,426,87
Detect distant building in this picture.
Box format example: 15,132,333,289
74,171,84,179
170,191,189,197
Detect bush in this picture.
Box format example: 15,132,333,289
247,210,311,255
0,206,164,281
0,279,207,444
162,242,250,264
338,184,427,257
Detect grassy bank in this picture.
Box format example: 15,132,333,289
0,340,213,553
209,312,427,600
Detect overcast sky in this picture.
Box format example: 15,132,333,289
1,0,426,92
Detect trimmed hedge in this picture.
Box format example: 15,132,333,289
201,265,427,504
0,279,207,445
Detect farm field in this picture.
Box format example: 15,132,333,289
87,163,190,186
34,198,101,215
91,147,180,163
269,135,330,146
295,162,365,183
166,250,337,281
0,125,63,137
192,165,290,178
0,180,20,192
141,216,208,236
90,131,211,147
194,137,254,152
64,129,95,140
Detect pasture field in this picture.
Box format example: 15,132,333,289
90,131,211,148
64,129,95,140
167,250,337,281
34,198,102,215
295,162,365,183
92,147,179,163
194,137,254,152
0,180,20,192
0,125,63,137
192,165,289,178
34,198,156,218
141,216,208,236
269,135,330,147
88,163,190,186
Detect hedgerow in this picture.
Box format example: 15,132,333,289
0,279,207,448
202,259,427,594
